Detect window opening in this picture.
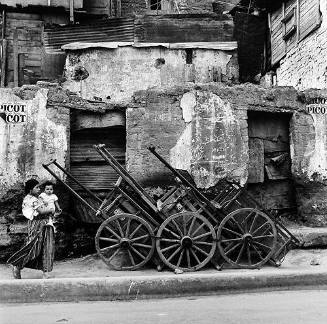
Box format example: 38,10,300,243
185,49,193,64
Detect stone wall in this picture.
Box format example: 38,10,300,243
63,45,239,104
276,0,327,90
126,84,327,225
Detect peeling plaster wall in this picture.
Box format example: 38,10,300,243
290,89,327,183
0,86,70,260
276,0,327,90
63,46,238,104
127,84,327,225
170,91,247,188
0,88,69,195
127,85,249,189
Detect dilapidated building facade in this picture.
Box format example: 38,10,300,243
2,81,327,260
1,0,327,261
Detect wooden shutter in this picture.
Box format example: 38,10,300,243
299,0,322,41
283,0,297,48
70,127,126,191
270,7,286,65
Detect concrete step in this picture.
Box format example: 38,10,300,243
287,225,327,247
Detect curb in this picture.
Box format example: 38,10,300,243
1,269,327,303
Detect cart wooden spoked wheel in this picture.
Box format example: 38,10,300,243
156,212,216,271
217,208,277,269
95,213,155,270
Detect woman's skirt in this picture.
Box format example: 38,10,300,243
7,216,55,272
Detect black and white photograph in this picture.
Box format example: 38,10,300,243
0,0,327,323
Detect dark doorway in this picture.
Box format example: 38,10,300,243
247,111,296,213
70,126,126,223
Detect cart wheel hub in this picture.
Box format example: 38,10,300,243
120,238,130,248
181,236,193,248
242,233,253,242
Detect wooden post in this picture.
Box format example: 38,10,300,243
1,39,7,87
69,0,74,24
107,0,112,18
13,29,19,87
116,0,121,17
18,53,25,86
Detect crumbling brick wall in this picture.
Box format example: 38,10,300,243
276,0,327,89
127,83,327,226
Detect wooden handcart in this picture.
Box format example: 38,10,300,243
42,144,300,272
148,146,301,270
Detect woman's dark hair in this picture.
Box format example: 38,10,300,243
25,179,39,194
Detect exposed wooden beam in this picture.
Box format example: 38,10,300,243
13,28,19,87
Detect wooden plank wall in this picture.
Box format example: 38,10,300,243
2,12,43,87
1,11,68,87
135,14,235,43
2,0,83,9
83,0,111,16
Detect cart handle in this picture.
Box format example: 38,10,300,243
148,146,219,211
94,144,159,213
42,159,57,167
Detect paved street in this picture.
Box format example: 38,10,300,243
1,290,327,324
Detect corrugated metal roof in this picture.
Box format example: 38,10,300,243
62,41,238,51
43,18,135,53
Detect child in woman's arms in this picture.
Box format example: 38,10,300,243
39,181,62,231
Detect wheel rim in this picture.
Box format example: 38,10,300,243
156,212,216,272
95,213,155,270
217,208,277,269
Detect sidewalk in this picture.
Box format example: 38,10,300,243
1,248,327,303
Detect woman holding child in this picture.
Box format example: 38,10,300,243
7,179,61,279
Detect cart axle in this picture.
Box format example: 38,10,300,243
242,233,253,242
181,236,193,248
119,238,131,249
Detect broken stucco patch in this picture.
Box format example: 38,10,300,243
170,124,192,171
170,90,247,189
170,92,196,171
304,114,327,180
290,111,327,183
180,92,196,122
